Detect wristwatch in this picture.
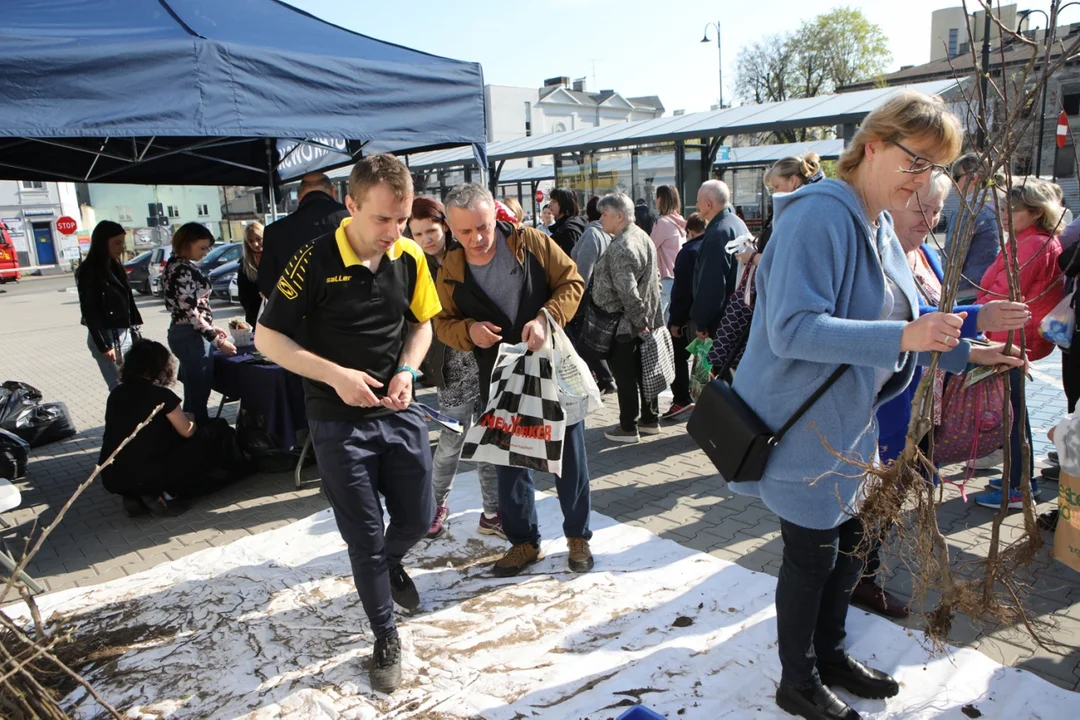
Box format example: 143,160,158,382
395,365,419,382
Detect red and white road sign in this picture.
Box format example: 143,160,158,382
56,216,78,235
1057,111,1069,149
535,189,544,203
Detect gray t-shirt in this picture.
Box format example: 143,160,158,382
469,230,524,323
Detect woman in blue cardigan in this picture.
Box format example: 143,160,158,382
857,175,1029,620
730,92,1026,720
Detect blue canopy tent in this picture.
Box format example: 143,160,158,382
0,0,487,189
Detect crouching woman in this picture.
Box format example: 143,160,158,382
99,340,252,517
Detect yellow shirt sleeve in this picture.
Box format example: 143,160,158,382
397,239,442,323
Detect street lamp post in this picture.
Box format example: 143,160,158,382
701,22,722,109
1019,9,1051,176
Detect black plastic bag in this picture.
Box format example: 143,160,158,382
0,381,42,429
11,402,77,448
0,428,28,479
236,406,298,474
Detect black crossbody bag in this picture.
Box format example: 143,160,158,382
688,322,849,482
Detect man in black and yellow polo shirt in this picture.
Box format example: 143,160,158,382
256,154,440,694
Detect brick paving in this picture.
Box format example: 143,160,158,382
0,273,1078,692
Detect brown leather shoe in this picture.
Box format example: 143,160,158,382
567,537,594,573
850,579,909,619
492,542,541,577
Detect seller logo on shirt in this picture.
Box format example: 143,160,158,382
326,275,350,284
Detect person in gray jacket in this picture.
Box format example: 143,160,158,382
571,195,612,284
589,193,665,443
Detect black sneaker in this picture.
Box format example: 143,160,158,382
389,564,420,610
122,495,151,518
369,633,402,694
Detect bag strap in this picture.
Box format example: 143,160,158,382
773,364,850,442
714,319,849,442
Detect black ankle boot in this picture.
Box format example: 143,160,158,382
818,656,899,700
776,681,860,720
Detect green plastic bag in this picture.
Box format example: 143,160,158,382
686,337,713,402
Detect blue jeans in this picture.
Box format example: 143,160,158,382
1006,366,1035,491
310,407,434,640
496,420,592,546
168,324,214,421
88,328,133,391
776,516,865,689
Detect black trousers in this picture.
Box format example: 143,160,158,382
566,316,614,388
670,328,692,406
310,406,434,639
608,338,658,431
776,516,865,689
1063,349,1080,413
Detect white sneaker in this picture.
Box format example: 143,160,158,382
967,448,1004,470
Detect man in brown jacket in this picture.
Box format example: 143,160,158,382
434,183,594,577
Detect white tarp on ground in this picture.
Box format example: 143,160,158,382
4,473,1075,719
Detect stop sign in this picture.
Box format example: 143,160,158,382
535,189,544,203
56,216,78,235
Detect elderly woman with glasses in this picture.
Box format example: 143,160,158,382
729,91,1024,720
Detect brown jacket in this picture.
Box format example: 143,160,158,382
434,221,584,400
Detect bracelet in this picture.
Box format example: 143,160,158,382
395,365,419,382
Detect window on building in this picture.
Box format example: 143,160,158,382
1063,85,1080,116
117,206,133,222
20,181,43,190
948,28,958,58
167,205,180,218
197,203,209,217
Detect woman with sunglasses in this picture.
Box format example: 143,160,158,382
730,91,1024,720
973,179,1065,510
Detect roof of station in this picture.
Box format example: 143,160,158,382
383,79,958,172
719,139,845,167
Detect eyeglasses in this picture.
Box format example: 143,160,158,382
893,141,948,176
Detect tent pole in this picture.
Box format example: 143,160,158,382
266,139,278,223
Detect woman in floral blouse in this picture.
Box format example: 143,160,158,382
163,223,237,420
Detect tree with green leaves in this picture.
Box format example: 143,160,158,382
733,7,891,141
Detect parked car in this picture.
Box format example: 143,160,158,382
123,250,153,295
208,260,239,301
196,242,241,275
148,245,173,296
0,222,21,283
229,275,239,304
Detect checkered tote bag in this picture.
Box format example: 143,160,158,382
707,264,756,371
461,341,568,475
640,326,676,401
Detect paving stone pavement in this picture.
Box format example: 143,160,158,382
0,274,1078,692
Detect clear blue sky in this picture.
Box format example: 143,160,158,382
288,1,1080,114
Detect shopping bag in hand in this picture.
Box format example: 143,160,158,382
1039,289,1075,349
686,337,713,402
641,327,676,401
462,341,567,475
542,308,602,426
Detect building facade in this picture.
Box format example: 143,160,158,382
0,181,83,270
85,184,223,251
930,4,1017,62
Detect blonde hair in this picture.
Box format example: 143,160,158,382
242,221,263,281
765,152,821,186
1010,179,1067,235
501,197,525,223
837,90,963,181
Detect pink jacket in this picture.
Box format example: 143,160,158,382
650,213,687,279
976,225,1063,361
